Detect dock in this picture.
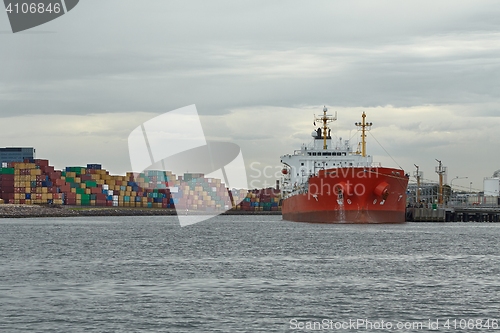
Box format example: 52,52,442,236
406,207,500,222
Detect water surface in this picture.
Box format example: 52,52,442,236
1,216,499,332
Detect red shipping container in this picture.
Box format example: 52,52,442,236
59,185,70,193
80,174,92,181
34,159,49,168
49,172,62,181
55,179,66,186
96,193,106,200
0,175,15,181
42,166,55,174
1,181,15,187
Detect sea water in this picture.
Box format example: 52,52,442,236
1,216,500,332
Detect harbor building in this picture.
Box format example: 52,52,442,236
0,147,35,166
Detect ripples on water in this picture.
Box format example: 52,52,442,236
1,216,500,332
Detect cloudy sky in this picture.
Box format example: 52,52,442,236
1,0,500,191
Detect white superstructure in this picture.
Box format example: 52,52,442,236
280,107,376,197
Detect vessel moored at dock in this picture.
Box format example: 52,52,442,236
280,107,409,223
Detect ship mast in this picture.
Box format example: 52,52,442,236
314,106,337,150
355,112,372,157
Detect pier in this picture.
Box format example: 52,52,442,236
406,207,500,222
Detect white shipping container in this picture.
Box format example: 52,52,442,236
103,184,109,190
113,195,118,200
170,187,179,193
108,190,114,196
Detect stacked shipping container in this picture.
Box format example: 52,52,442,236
238,188,282,211
0,159,64,205
0,159,282,211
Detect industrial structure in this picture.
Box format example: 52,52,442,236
0,147,35,165
406,163,500,222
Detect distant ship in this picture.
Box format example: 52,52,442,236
280,107,409,223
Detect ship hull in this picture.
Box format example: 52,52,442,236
282,167,408,224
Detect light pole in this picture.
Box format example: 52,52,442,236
450,176,468,206
469,182,473,206
414,164,422,205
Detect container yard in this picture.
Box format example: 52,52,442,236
0,159,282,213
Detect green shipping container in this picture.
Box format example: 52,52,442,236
0,168,15,175
68,167,86,175
85,181,97,188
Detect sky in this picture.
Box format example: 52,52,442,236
1,0,500,192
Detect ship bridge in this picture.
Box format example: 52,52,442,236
280,107,376,194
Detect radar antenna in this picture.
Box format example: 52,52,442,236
314,106,337,150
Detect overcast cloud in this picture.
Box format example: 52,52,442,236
1,0,500,190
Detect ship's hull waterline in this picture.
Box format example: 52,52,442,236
282,167,409,224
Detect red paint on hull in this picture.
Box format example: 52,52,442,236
282,167,409,224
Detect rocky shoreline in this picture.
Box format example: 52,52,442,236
0,204,281,218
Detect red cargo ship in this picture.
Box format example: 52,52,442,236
280,107,409,223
